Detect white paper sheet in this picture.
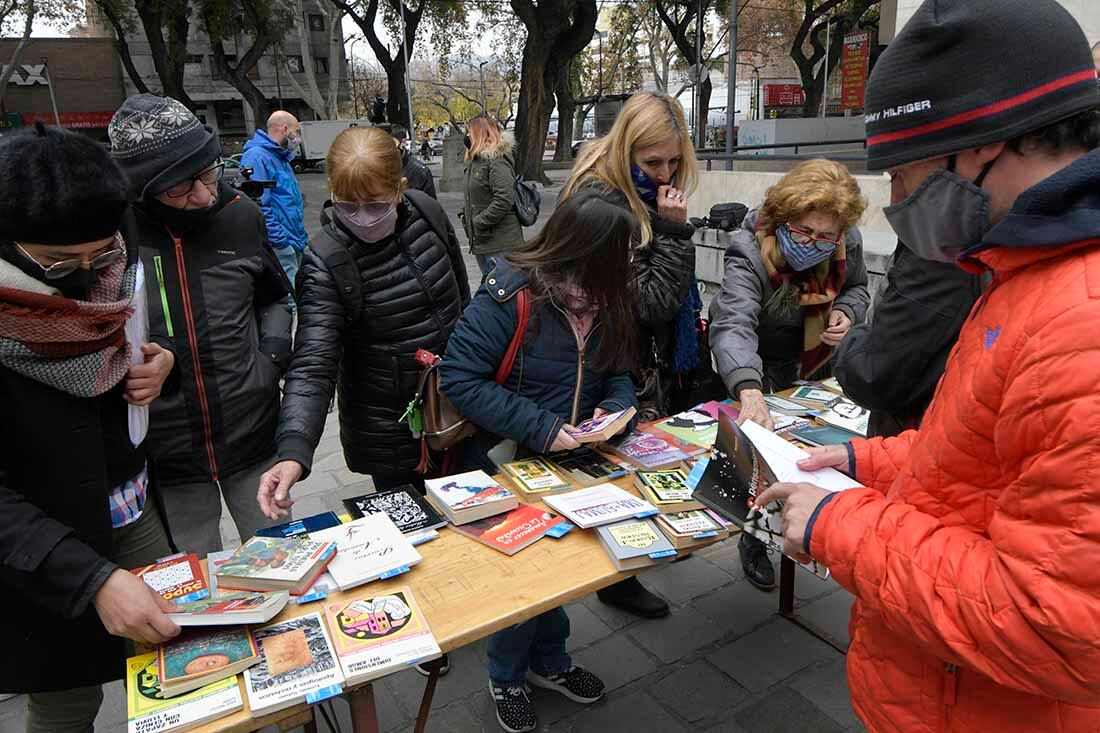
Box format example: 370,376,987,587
740,420,862,492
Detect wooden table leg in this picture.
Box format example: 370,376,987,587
303,713,319,733
413,657,443,733
348,684,381,733
779,555,796,617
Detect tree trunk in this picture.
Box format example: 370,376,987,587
0,0,35,102
133,0,195,108
573,103,589,142
291,0,328,118
553,62,575,163
385,54,411,131
697,74,711,145
210,39,270,129
325,8,344,118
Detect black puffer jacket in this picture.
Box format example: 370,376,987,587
403,149,437,199
276,196,470,478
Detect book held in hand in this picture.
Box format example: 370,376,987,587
214,536,336,596
595,518,677,571
307,514,422,591
550,447,629,486
342,485,446,534
500,457,573,494
633,469,705,513
255,512,342,539
451,503,568,555
565,407,637,443
126,652,242,733
167,591,289,627
424,470,518,525
245,613,344,716
322,586,441,685
542,483,657,529
156,625,259,698
132,554,209,605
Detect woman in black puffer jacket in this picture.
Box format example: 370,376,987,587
257,126,469,515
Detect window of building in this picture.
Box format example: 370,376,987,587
314,56,329,75
308,13,324,31
286,55,304,73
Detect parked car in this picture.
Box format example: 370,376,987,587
224,154,244,189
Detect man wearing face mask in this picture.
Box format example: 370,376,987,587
752,2,1100,731
241,110,309,294
109,94,293,558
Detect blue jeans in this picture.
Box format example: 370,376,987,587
475,254,496,282
274,245,304,310
487,607,572,685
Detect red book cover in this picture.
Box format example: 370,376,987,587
132,554,209,604
452,504,566,555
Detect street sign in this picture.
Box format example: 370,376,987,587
840,31,871,111
763,83,806,108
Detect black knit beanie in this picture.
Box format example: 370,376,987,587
0,121,129,245
864,0,1099,171
108,94,222,201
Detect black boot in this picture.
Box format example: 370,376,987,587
739,533,776,591
596,576,669,618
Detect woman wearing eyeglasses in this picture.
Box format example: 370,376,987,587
708,159,869,591
108,94,294,558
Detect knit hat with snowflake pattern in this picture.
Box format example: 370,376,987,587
109,94,222,201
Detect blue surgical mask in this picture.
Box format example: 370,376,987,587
776,225,837,271
631,165,659,205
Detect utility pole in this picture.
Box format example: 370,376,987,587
479,60,489,113
42,57,61,127
820,12,832,118
397,0,415,138
725,0,737,167
349,37,363,118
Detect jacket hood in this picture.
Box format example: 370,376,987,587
484,257,529,302
975,148,1100,254
244,130,291,160
476,130,515,161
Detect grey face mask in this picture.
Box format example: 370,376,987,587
883,157,997,265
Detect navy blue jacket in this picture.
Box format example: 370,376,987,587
440,260,637,457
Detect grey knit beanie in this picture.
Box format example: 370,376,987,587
108,94,222,200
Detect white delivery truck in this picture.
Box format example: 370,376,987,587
295,119,373,172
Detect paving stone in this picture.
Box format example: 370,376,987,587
640,555,739,605
651,660,749,724
691,580,779,640
707,620,839,693
794,591,854,651
292,469,339,498
627,603,728,664
565,601,615,651
697,537,748,578
333,466,367,487
95,680,125,729
567,690,687,733
410,699,486,732
571,635,658,692
289,494,329,520
321,684,410,733
703,722,752,733
794,570,842,602
580,591,642,631
312,450,350,472
382,645,487,716
788,657,861,730
732,685,845,733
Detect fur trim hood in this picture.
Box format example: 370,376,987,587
476,130,515,160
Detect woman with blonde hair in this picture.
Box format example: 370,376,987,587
708,158,869,591
257,125,469,540
561,91,701,619
462,114,525,278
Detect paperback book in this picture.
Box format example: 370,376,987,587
132,554,209,605
156,625,259,698
126,652,242,733
543,483,657,529
500,457,573,495
788,386,840,405
451,504,568,555
762,394,817,417
603,430,691,471
342,485,447,534
322,586,441,685
255,512,342,539
214,536,336,595
817,399,870,437
307,514,422,591
595,518,677,571
167,591,289,627
633,469,705,513
549,448,629,486
788,424,857,447
655,402,724,449
245,613,344,716
424,470,518,525
206,550,234,596
655,510,728,550
565,407,637,443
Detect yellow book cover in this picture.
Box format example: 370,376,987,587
126,652,241,724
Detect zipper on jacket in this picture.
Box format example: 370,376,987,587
171,232,220,481
943,663,959,707
553,302,599,425
152,255,175,338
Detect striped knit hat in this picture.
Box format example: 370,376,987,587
864,0,1099,172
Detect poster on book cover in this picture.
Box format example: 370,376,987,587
840,31,870,111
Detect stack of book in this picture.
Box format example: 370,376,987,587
167,591,289,627
654,510,732,550
156,626,260,697
214,536,337,596
633,469,705,513
126,651,243,733
424,470,518,525
543,483,658,529
549,448,630,486
594,518,677,571
132,554,209,605
500,457,574,497
564,407,636,443
343,485,447,545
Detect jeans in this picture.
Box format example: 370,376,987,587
475,254,497,282
487,607,572,685
160,456,276,557
26,495,173,733
274,246,305,310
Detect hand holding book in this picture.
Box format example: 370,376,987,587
94,568,181,645
751,482,831,564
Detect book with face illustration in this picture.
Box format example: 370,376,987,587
126,652,242,733
156,626,260,698
245,613,344,716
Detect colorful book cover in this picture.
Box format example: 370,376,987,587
425,470,515,510
551,448,629,484
206,550,234,596
307,514,422,591
342,486,446,533
126,652,242,733
132,554,209,605
655,402,723,449
788,424,855,447
605,430,690,469
157,626,259,691
323,587,441,684
636,469,694,503
658,510,723,537
255,512,342,539
565,407,635,442
501,457,572,493
451,504,566,555
245,613,343,715
214,536,334,584
168,591,289,626
543,484,657,528
596,518,675,563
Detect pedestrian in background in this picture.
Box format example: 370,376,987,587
241,110,309,296
0,122,180,733
110,94,293,557
708,158,869,592
392,124,437,199
462,115,525,279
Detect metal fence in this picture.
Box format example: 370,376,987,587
695,138,869,169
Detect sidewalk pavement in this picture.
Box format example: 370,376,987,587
0,168,864,733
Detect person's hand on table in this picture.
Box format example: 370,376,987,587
94,568,181,645
821,310,852,347
124,343,174,405
257,460,303,520
797,444,851,474
752,482,831,564
736,388,774,431
551,427,581,452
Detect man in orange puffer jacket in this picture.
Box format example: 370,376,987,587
755,1,1100,731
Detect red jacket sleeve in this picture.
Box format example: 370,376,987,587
850,429,919,494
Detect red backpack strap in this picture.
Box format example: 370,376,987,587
494,288,530,385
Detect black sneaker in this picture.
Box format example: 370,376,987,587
414,653,449,677
490,681,536,733
739,533,776,591
527,666,605,704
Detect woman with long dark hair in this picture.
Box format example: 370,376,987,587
439,189,638,733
